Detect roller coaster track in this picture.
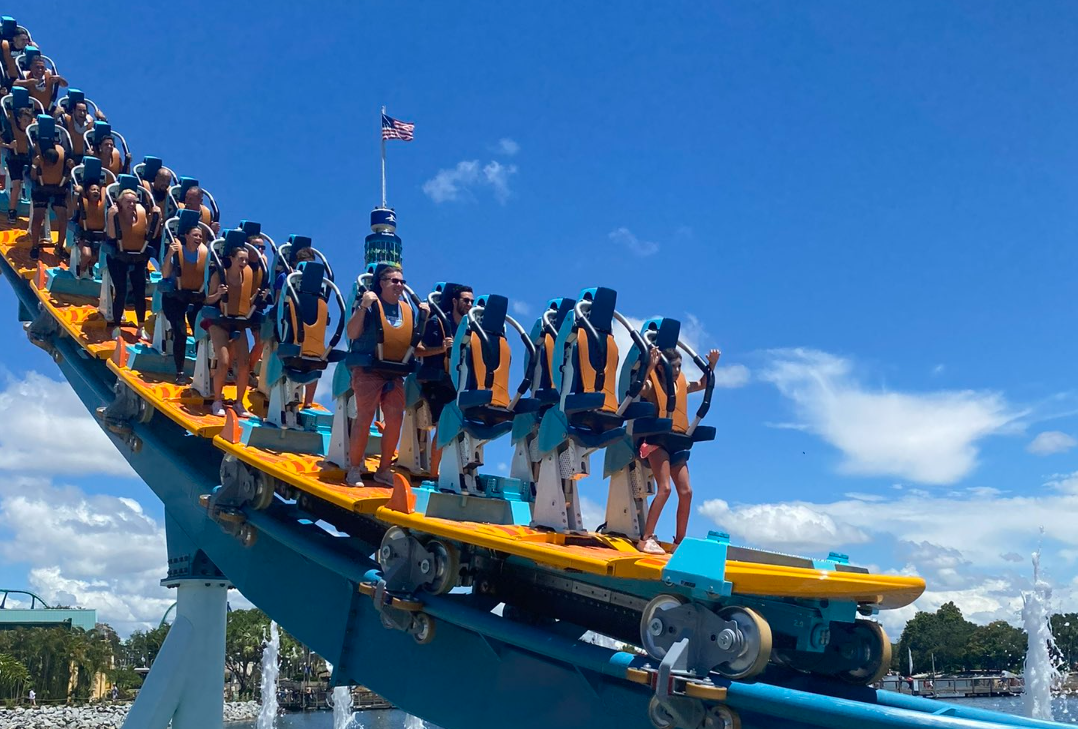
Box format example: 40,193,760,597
0,22,1072,729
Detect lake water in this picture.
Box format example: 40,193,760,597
232,709,442,729
231,695,1078,728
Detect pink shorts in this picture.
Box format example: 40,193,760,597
349,368,406,418
639,442,660,459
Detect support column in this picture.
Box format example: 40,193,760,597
122,578,230,729
125,516,233,729
172,579,230,729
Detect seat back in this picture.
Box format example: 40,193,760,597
2,88,41,135
565,287,620,414
72,156,115,190
134,156,167,185
168,176,219,224
16,46,53,74
106,174,152,208
74,155,103,186
532,297,575,396
27,114,72,157
280,261,330,359
272,234,334,283
461,294,513,409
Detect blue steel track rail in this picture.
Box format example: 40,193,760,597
2,255,1070,729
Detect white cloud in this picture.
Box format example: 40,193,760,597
422,159,518,205
495,138,519,156
761,348,1018,485
511,300,533,317
0,476,172,635
714,364,750,388
843,492,887,502
697,499,870,553
1027,431,1077,456
579,496,605,532
702,473,1078,578
608,227,658,257
0,370,135,477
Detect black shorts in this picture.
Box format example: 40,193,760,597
78,229,106,248
643,434,693,468
202,309,263,339
31,184,68,209
6,153,28,181
420,380,457,423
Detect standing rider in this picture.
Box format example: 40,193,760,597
28,132,73,259
636,346,721,555
344,263,429,486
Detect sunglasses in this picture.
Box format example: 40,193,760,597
459,298,474,305
383,278,406,285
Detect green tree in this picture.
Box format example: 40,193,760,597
1050,613,1078,669
964,621,1026,672
224,609,302,700
0,653,30,702
896,602,976,674
120,624,170,669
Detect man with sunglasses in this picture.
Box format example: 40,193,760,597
344,263,430,486
418,284,472,415
414,284,473,475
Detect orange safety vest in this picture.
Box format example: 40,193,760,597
177,245,208,292
37,145,65,185
576,331,619,413
645,368,689,434
79,194,105,231
223,265,254,318
374,297,414,362
63,115,85,156
288,296,329,359
99,147,122,176
118,205,148,253
178,202,212,225
540,331,557,387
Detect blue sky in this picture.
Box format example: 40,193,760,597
0,2,1077,636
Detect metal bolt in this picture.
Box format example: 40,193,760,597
716,628,736,651
380,546,392,561
648,618,665,637
420,559,431,574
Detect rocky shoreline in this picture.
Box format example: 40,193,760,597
0,701,260,728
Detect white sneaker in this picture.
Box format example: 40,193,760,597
233,403,251,418
211,400,225,417
345,466,365,486
637,537,666,555
372,470,395,487
136,326,149,342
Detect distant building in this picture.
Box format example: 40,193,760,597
0,589,97,631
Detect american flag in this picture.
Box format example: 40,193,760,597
382,114,415,142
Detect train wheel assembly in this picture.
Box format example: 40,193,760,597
640,594,688,660
714,606,772,681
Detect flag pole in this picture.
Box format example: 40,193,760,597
380,105,387,208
